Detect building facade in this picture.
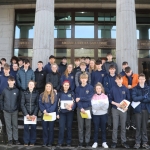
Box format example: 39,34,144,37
0,0,150,78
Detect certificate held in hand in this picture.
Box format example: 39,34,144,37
80,110,91,119
43,112,56,121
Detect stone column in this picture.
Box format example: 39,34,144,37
116,0,138,73
32,0,54,70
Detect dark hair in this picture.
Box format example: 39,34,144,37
0,62,2,65
125,66,131,73
24,59,30,64
138,73,145,78
85,57,91,60
18,58,24,62
107,52,112,56
95,59,102,65
81,57,85,60
115,74,122,79
62,56,67,60
38,61,43,64
10,56,18,63
109,65,116,69
8,76,15,81
122,61,128,65
49,55,55,59
1,58,6,62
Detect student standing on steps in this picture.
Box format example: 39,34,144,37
39,82,58,148
57,80,76,147
109,74,130,149
91,82,109,149
75,73,94,148
132,73,150,149
0,76,20,146
21,80,39,147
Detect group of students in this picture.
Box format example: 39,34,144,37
0,53,150,149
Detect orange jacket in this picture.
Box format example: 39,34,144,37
122,74,138,89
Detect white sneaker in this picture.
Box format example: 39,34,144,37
92,142,98,148
102,142,109,148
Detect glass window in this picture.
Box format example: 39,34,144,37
14,49,33,57
138,50,150,58
98,13,116,22
75,12,94,21
15,25,34,38
16,13,35,22
54,25,71,38
55,12,71,22
74,49,94,57
54,49,71,57
98,49,116,58
98,25,116,39
137,25,150,40
75,25,94,38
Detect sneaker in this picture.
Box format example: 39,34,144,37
126,124,130,130
30,144,34,147
122,142,130,149
142,143,150,149
24,144,28,146
133,143,140,149
102,142,109,148
67,144,71,147
131,125,136,130
92,142,98,148
111,142,117,148
56,144,62,148
47,144,52,147
14,140,20,145
8,140,12,146
42,144,47,147
106,124,112,130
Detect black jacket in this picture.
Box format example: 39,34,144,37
34,68,46,90
46,72,61,91
59,62,67,75
0,86,19,112
21,89,39,116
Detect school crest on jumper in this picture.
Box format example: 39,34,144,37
86,90,89,94
68,94,71,97
122,91,125,94
101,74,104,77
71,76,74,79
14,93,16,95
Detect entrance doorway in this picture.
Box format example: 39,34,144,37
138,58,150,84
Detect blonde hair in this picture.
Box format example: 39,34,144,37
80,73,88,79
28,80,36,86
42,82,55,104
51,63,58,71
64,64,73,78
89,59,96,73
95,82,105,94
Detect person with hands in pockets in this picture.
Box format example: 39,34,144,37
21,80,39,147
75,73,94,148
91,82,109,149
39,82,58,148
132,73,150,149
57,80,76,147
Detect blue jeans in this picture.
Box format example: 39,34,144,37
92,114,107,143
58,111,74,145
42,120,55,145
23,124,36,144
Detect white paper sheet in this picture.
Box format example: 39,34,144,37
117,100,130,113
131,101,141,109
60,100,73,109
24,116,37,124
